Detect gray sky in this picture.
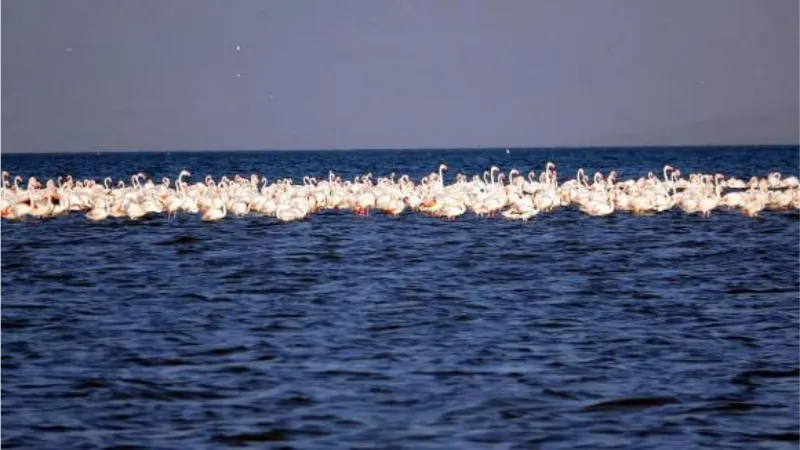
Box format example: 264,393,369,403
3,0,798,153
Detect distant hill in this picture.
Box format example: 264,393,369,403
589,109,799,147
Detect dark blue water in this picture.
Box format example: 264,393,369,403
2,147,799,449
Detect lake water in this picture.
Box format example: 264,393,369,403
2,146,799,448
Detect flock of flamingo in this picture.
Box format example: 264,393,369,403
1,164,798,223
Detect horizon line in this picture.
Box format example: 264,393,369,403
3,143,798,156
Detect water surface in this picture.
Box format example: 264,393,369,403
2,147,799,448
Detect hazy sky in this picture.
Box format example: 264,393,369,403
3,0,798,152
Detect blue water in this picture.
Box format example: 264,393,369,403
2,146,799,449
